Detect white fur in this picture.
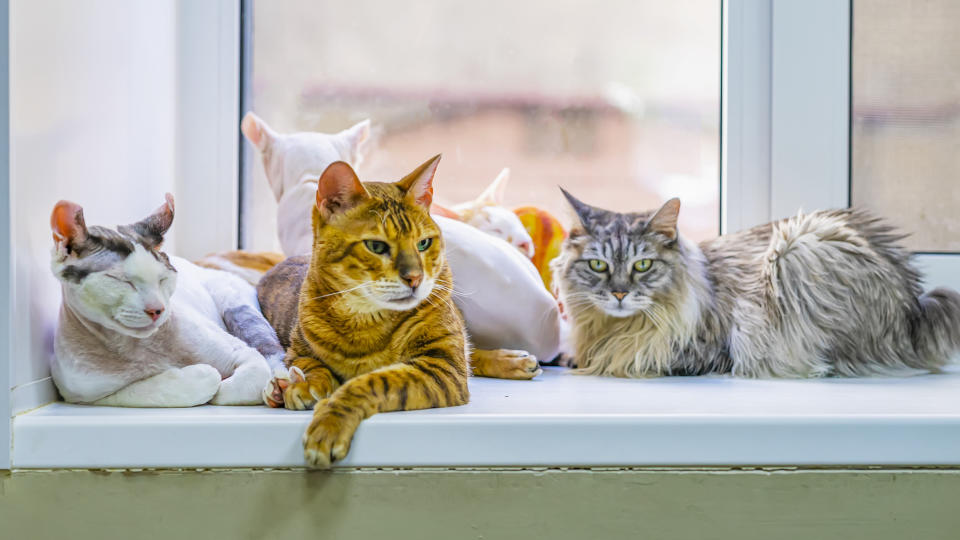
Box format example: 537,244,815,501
450,169,535,257
241,112,370,256
242,116,562,361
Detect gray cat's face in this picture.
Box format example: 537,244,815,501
554,190,683,318
51,195,178,338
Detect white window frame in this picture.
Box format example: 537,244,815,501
5,0,959,470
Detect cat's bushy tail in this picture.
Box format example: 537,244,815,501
913,287,960,367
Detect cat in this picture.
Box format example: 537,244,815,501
241,112,371,257
257,155,540,468
436,168,535,257
242,112,561,363
552,189,960,378
50,194,284,406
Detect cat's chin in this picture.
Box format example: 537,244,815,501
600,305,641,319
110,319,163,338
376,296,423,312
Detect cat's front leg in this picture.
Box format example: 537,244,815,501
471,349,541,379
303,356,468,468
93,365,221,407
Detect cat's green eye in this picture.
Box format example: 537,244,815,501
417,238,433,252
634,259,653,273
588,259,608,273
364,240,390,255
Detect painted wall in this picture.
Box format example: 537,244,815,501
9,1,177,411
2,469,959,539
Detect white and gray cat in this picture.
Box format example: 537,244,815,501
553,190,960,378
50,194,284,406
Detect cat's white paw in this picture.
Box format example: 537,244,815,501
210,355,271,406
165,364,221,406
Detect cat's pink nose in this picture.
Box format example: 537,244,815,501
144,306,164,321
611,291,628,302
402,273,422,289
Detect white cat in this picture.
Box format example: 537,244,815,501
50,195,279,407
241,112,371,257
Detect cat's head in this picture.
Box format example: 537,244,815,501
311,155,445,312
449,168,534,257
553,189,683,318
50,195,178,337
241,112,370,202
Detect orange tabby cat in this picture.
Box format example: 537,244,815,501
257,155,540,468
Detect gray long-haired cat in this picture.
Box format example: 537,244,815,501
50,195,284,406
552,190,960,378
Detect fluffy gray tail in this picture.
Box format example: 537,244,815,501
913,287,960,367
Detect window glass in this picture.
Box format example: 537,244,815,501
248,0,720,251
852,0,960,252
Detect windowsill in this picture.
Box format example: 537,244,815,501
12,367,960,469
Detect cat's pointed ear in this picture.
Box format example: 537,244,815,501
337,119,371,166
646,198,681,242
51,200,88,254
241,112,278,152
316,161,369,220
476,168,510,207
397,154,440,210
559,187,596,231
126,193,175,248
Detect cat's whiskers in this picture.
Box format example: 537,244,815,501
309,281,376,301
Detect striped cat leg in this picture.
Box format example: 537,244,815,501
471,349,542,380
277,356,341,410
302,357,469,468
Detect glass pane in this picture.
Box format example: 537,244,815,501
248,0,720,252
852,0,960,252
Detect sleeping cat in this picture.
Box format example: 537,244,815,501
257,155,539,468
552,190,960,378
50,195,283,406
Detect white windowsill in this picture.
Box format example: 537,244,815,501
12,367,960,469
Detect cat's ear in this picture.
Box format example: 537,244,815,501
559,187,596,231
51,200,88,254
645,198,681,243
126,193,175,248
337,119,371,166
241,112,277,152
316,161,369,219
475,168,510,207
431,203,463,221
397,154,441,210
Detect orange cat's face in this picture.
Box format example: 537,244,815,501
311,155,445,312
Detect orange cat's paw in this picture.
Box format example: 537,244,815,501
302,401,359,469
498,350,542,379
282,367,333,410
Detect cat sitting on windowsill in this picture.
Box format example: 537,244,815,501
49,195,283,407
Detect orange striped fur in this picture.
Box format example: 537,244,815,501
513,206,567,293
257,156,539,468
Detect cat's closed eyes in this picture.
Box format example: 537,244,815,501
50,195,283,407
552,189,960,378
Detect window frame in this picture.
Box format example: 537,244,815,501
6,0,958,470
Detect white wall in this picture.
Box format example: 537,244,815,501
9,0,177,412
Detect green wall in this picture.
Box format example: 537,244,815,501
2,468,958,539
